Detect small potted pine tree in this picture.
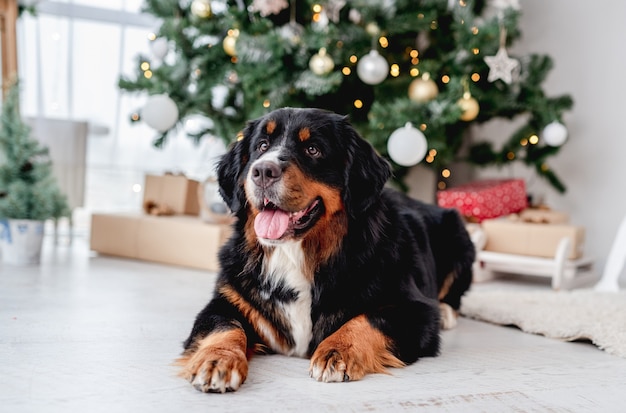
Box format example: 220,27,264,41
0,81,69,265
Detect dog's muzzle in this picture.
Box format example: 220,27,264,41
251,160,282,189
247,159,324,241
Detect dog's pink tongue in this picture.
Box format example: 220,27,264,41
254,209,290,239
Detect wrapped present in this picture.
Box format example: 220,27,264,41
143,173,200,216
482,218,585,259
437,179,527,222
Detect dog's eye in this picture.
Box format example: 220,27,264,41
305,144,321,158
258,139,270,153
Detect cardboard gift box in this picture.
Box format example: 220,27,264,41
90,213,232,271
143,174,200,216
481,218,585,260
518,208,569,224
437,179,528,222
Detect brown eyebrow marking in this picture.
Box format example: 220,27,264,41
298,127,311,142
265,120,277,135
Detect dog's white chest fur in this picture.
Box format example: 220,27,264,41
262,240,312,357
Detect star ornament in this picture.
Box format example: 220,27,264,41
325,0,346,23
484,47,519,84
249,0,289,17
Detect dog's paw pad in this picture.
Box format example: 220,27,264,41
177,348,247,393
190,366,243,393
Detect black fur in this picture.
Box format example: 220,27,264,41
183,108,475,376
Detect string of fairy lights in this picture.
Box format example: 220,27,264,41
132,0,569,190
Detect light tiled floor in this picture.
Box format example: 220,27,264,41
1,235,626,412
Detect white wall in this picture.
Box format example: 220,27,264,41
476,0,626,282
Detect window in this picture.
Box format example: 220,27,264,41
18,1,225,226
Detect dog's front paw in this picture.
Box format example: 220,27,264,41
309,348,351,383
439,302,458,330
176,330,248,393
182,348,247,393
309,315,404,383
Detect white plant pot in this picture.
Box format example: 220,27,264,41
0,219,45,265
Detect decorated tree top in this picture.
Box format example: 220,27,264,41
119,0,573,192
0,82,69,221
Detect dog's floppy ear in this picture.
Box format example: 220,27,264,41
217,120,258,213
341,117,392,217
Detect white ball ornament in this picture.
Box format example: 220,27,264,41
349,9,362,24
312,10,329,31
387,122,428,167
542,121,568,147
356,50,389,85
142,94,179,132
150,37,169,60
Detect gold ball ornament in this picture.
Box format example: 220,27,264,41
309,48,334,75
365,22,381,36
408,73,438,103
457,92,480,121
223,29,239,57
191,0,212,18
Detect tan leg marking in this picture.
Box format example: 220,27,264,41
219,284,291,353
438,272,455,300
309,315,404,383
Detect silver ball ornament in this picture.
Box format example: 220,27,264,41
150,37,169,60
356,50,389,85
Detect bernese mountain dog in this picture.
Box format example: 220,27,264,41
177,108,475,393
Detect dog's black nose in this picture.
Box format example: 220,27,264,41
251,160,282,188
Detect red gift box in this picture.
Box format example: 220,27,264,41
437,179,528,222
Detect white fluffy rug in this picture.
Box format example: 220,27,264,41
460,289,626,358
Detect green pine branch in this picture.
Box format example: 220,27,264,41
0,81,70,220
119,0,574,193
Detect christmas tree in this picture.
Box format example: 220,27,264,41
0,82,70,221
119,0,573,192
